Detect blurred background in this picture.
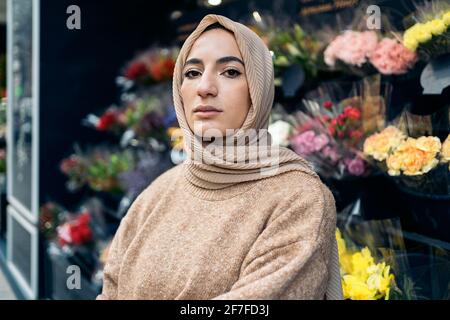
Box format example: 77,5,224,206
0,0,449,300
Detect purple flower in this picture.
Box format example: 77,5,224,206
344,157,365,176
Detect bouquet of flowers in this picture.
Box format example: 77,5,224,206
84,92,178,151
60,147,136,194
363,124,449,195
280,76,390,179
120,46,178,86
57,211,93,248
324,30,417,76
336,228,397,300
403,2,450,60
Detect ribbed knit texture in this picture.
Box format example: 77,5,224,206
97,14,343,300
97,164,340,299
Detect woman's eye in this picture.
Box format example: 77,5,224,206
223,69,242,78
184,70,201,79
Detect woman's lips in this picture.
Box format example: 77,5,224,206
193,110,223,119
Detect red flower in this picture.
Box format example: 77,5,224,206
349,129,363,140
162,59,175,78
125,61,148,80
97,111,118,131
337,131,345,139
330,118,338,127
343,106,361,120
323,100,333,110
337,114,347,126
57,212,92,247
328,125,336,136
60,156,80,174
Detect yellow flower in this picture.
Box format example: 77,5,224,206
403,36,418,51
343,275,377,300
363,126,406,161
167,127,184,150
424,19,447,36
386,136,441,176
366,263,395,296
415,28,433,43
336,229,353,274
351,247,375,280
442,11,450,27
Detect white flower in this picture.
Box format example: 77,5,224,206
268,120,293,147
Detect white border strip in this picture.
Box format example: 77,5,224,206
6,0,39,225
6,205,38,299
32,0,40,224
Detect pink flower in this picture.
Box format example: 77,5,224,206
322,146,341,163
369,38,417,75
324,31,378,67
314,133,329,150
344,157,365,176
291,130,328,156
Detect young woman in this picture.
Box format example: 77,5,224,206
97,14,342,300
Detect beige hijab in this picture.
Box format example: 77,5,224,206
172,14,343,300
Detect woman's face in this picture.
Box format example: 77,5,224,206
180,28,251,138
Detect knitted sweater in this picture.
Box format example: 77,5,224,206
97,162,337,300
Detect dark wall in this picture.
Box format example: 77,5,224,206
39,0,183,209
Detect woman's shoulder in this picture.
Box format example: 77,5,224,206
261,169,336,231
262,169,331,198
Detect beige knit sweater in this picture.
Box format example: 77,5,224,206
97,161,337,300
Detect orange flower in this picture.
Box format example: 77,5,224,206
363,126,406,161
386,136,441,176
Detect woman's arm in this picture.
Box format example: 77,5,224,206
211,182,337,300
95,185,154,300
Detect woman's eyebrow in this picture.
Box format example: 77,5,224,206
184,56,245,68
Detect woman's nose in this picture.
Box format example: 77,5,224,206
196,72,218,98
